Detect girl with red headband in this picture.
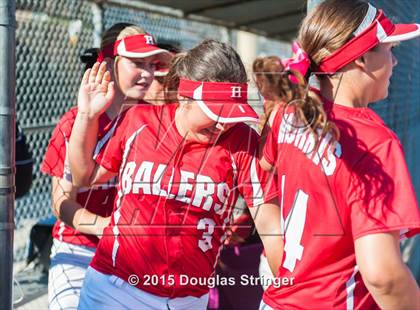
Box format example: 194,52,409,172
258,1,420,309
41,23,170,309
68,39,280,309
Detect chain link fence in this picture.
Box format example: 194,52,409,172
370,0,420,281
12,0,419,308
14,0,287,262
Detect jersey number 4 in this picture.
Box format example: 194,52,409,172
281,175,309,272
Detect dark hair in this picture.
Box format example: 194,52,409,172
157,42,181,54
164,39,247,102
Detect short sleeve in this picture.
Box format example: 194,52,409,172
348,138,420,240
94,110,129,173
262,109,281,166
41,112,74,179
235,127,278,208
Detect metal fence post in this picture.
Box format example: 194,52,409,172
0,0,16,309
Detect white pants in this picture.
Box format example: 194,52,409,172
259,254,275,291
259,299,275,310
78,267,209,310
48,239,96,310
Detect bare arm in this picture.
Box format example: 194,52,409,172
69,62,116,187
51,176,110,237
259,106,279,172
249,198,284,275
355,231,420,309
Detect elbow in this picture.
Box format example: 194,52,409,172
362,269,404,296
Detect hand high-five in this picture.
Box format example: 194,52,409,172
77,62,115,118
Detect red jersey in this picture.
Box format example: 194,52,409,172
91,103,278,298
41,107,117,248
262,101,420,310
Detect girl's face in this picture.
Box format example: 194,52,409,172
178,99,235,144
115,56,156,100
363,43,398,101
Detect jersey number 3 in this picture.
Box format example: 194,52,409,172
197,218,216,252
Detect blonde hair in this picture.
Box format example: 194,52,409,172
100,23,147,50
100,23,148,87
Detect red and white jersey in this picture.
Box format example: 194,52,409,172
262,100,420,310
41,107,117,248
91,103,277,298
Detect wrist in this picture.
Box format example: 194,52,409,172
77,110,101,121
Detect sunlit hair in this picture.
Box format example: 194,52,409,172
257,0,369,144
100,23,148,88
252,56,288,130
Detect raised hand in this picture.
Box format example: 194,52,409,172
77,62,115,119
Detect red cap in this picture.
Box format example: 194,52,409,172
178,79,259,124
97,34,171,63
317,3,420,73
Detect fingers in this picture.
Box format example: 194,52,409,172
88,62,100,84
95,62,108,85
81,68,91,86
105,81,116,103
86,62,111,88
100,71,112,91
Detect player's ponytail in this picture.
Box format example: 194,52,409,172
276,0,368,145
252,56,288,131
164,39,247,103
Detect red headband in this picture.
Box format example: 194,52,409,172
179,79,248,103
97,34,170,62
317,10,395,73
178,79,258,123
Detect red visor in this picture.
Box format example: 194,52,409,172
97,34,171,62
317,4,420,73
178,79,259,123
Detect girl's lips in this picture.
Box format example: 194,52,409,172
134,82,149,89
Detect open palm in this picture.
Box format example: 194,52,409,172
77,62,115,118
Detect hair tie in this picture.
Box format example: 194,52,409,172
281,42,311,84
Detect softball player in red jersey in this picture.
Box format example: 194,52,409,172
252,56,287,291
258,1,420,309
68,39,280,309
41,23,170,309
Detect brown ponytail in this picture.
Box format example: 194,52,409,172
256,0,368,145
252,56,288,131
